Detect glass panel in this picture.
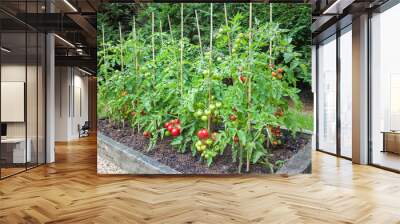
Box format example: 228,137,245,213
27,31,38,169
318,35,337,154
1,30,27,177
340,27,352,158
371,4,400,171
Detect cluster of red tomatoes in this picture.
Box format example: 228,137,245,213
274,108,284,117
164,119,181,137
271,126,282,145
271,66,284,80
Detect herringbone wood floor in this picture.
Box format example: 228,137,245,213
1,135,400,224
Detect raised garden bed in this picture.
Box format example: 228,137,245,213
98,119,311,174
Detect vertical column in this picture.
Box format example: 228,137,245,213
352,14,369,164
46,1,55,163
311,45,317,150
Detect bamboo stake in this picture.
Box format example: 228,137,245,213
207,3,213,132
224,3,231,56
152,12,155,62
195,10,203,60
133,16,138,74
167,14,173,39
246,2,253,173
180,3,184,97
119,22,124,71
102,24,107,67
269,4,273,65
159,20,164,45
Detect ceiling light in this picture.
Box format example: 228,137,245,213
54,34,75,48
63,0,78,12
1,47,11,53
323,0,355,15
78,67,93,76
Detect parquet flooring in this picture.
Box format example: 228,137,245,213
1,135,400,223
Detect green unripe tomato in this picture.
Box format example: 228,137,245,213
215,102,222,108
201,115,208,121
212,74,222,80
204,154,210,159
196,145,202,151
204,109,211,115
209,104,216,111
200,145,207,151
194,110,202,117
217,57,222,62
211,96,215,100
165,131,171,137
196,140,202,147
206,139,213,145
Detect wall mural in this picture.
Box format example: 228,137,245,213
97,3,312,175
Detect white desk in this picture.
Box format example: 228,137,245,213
1,138,31,163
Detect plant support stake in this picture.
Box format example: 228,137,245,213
133,16,138,74
119,22,124,71
208,3,213,132
180,3,184,97
195,10,203,60
246,2,253,173
224,4,231,56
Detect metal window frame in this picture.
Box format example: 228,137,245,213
315,22,353,161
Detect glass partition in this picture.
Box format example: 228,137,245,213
1,30,28,177
0,1,46,179
317,35,337,154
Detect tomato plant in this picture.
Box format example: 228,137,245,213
98,3,310,173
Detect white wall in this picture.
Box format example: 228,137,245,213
55,67,89,141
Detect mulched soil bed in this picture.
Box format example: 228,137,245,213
98,119,310,174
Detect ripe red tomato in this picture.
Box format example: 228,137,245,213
174,119,180,125
167,124,174,132
271,71,276,77
240,76,247,83
164,122,170,128
143,131,151,138
197,129,209,139
171,128,181,137
229,114,237,121
277,74,283,80
277,68,284,73
233,136,239,143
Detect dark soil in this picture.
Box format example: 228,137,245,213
98,119,310,174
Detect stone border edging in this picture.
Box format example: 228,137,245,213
97,132,180,174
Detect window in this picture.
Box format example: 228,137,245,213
317,35,337,154
370,3,400,171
